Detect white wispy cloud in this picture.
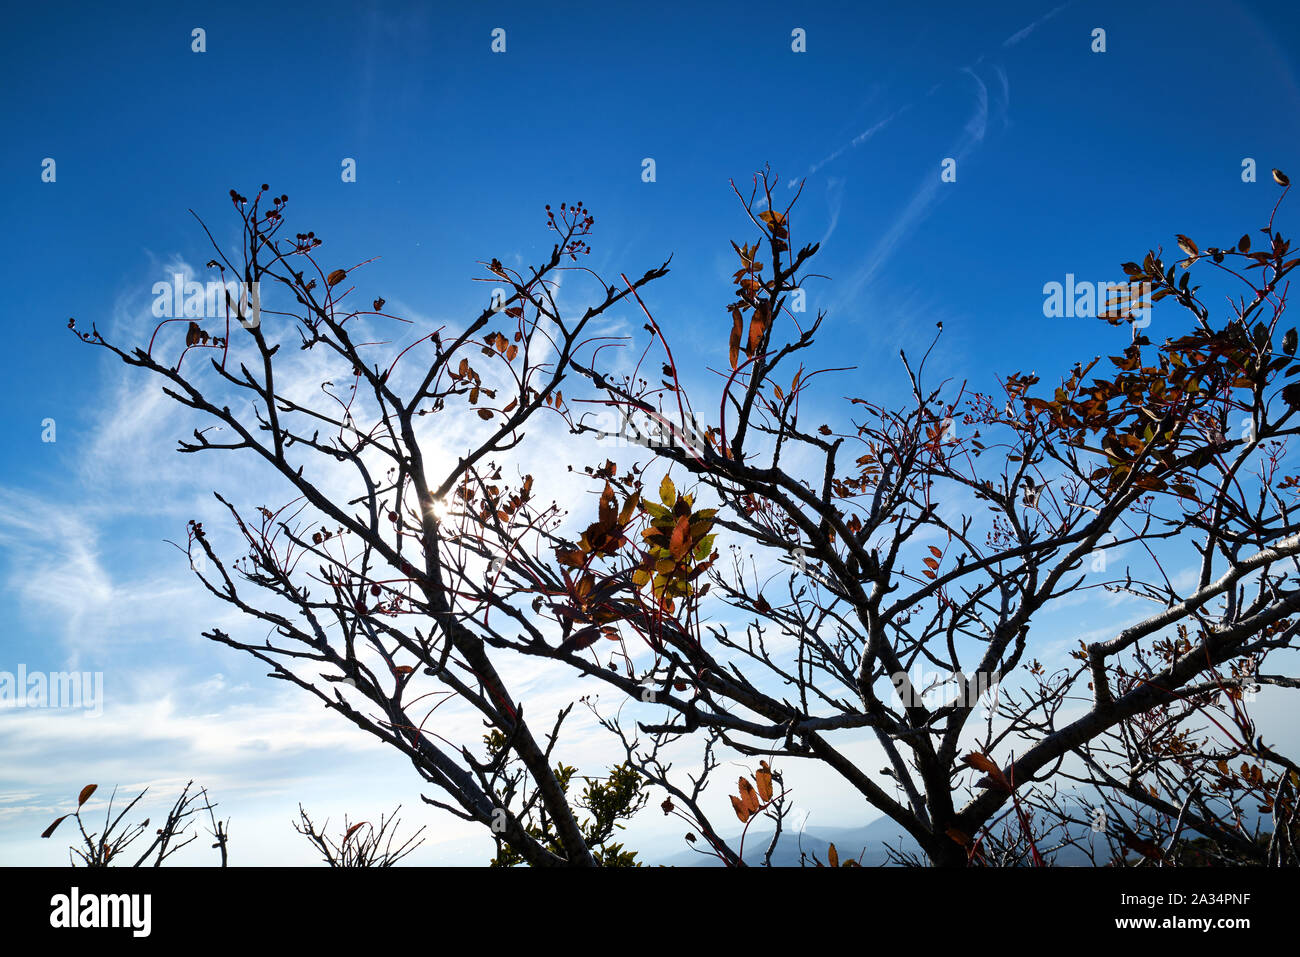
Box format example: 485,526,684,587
831,68,994,311
798,105,912,184
1002,2,1071,49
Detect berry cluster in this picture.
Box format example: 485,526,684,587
545,201,594,260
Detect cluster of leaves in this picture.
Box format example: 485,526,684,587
548,473,718,653
486,730,647,867
557,482,639,570
1021,172,1298,499
632,475,718,613
728,239,772,371
553,482,642,653
728,760,775,824
1019,327,1260,496
724,206,797,375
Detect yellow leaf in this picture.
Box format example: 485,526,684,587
659,474,676,506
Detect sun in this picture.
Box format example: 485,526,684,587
425,496,453,523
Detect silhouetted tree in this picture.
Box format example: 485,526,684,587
73,167,1300,865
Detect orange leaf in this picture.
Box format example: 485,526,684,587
77,784,98,807
41,814,71,839
729,308,742,370
730,794,751,824
327,268,348,287
963,752,1010,791
738,777,761,816
755,762,773,802
669,515,691,560
596,481,615,515
747,312,765,357
827,842,839,868
963,752,1000,776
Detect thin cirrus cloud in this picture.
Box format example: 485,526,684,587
1002,1,1072,49
789,4,1059,307
831,66,999,315
794,0,1052,191
800,104,913,184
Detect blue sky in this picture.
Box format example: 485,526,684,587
1,0,1298,865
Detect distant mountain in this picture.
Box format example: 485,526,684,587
423,800,1270,866
652,814,921,866
650,813,1120,866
